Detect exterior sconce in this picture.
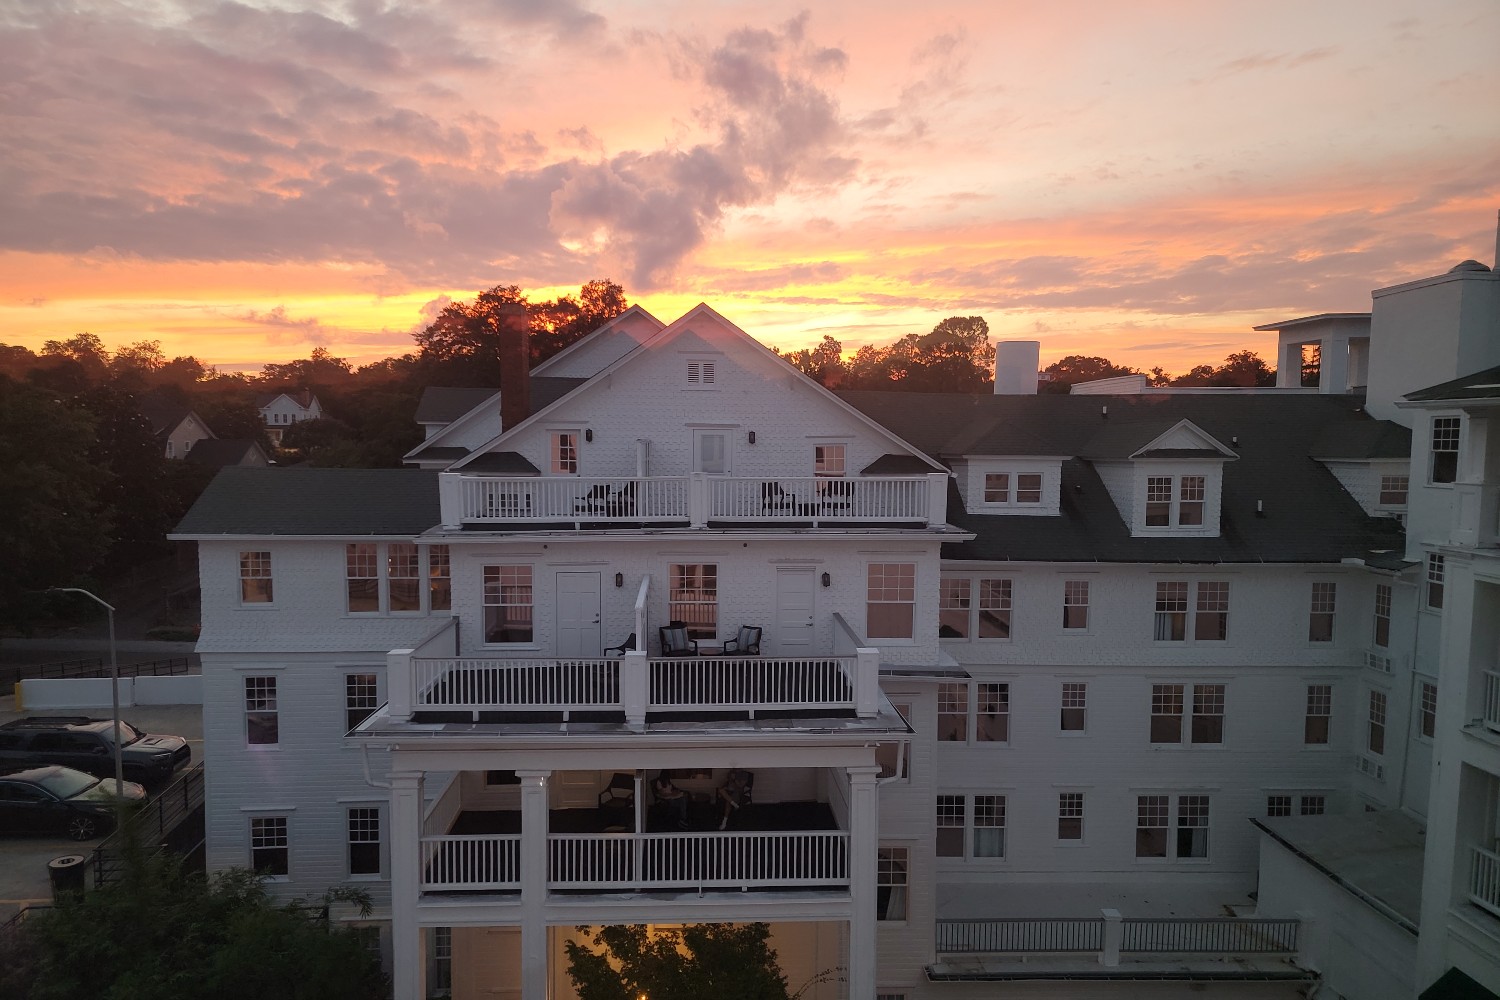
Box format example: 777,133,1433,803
748,431,756,444
821,572,831,588
585,429,593,442
615,572,624,588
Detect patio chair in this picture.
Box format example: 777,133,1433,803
722,625,762,655
659,624,698,657
598,772,636,830
603,632,636,656
761,481,794,513
605,480,637,517
574,483,610,515
820,478,854,513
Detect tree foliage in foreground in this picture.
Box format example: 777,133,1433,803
1,853,388,1000
566,922,796,1000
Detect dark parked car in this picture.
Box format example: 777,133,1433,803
0,716,190,786
0,765,146,840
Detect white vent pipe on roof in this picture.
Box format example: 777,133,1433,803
994,341,1041,395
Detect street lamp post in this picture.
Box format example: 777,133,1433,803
47,588,124,798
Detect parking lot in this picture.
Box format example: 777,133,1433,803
0,698,203,922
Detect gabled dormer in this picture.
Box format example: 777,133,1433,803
1084,418,1237,537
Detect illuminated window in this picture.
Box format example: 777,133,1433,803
239,551,273,604
346,543,379,613
669,563,718,640
388,543,420,612
483,565,533,643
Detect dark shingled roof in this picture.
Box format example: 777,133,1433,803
173,468,439,536
459,452,540,475
412,446,469,462
862,454,940,474
839,390,1405,564
184,439,266,467
532,376,589,411
1405,364,1500,402
137,396,194,439
414,387,496,424
1309,420,1411,459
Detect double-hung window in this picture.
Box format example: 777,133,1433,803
347,807,381,877
429,545,451,612
877,847,909,920
936,796,965,857
551,431,579,475
1062,580,1089,630
1060,682,1087,732
814,444,845,478
387,543,421,612
1058,792,1084,841
346,543,380,613
482,565,533,643
239,551,273,604
984,472,1042,506
251,816,289,877
1367,689,1387,756
1304,684,1332,745
1267,793,1326,817
1418,681,1437,739
938,683,967,742
1145,474,1208,529
345,673,378,730
937,794,1006,860
941,577,1013,639
1177,476,1205,525
1136,794,1210,860
1308,582,1336,642
867,563,916,639
245,676,278,746
669,563,718,640
939,579,971,638
1378,476,1408,506
1373,584,1391,648
940,682,1008,742
978,579,1013,638
346,543,449,614
1430,416,1460,484
1150,683,1224,745
1154,581,1230,641
1426,555,1445,610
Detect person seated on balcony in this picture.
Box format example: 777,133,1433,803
717,769,752,830
652,771,689,829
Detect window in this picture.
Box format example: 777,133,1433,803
1136,795,1169,858
1195,582,1229,640
1058,792,1084,841
978,579,1013,639
348,807,381,876
1418,681,1437,739
429,545,451,612
1367,689,1387,756
669,563,718,640
1426,555,1445,610
251,816,289,876
1177,796,1210,858
1430,416,1460,484
1146,476,1172,526
1299,795,1326,816
1373,583,1391,648
867,563,916,639
1154,582,1188,640
433,927,453,994
485,770,521,786
1304,684,1331,745
1154,581,1230,642
482,565,533,643
814,444,845,477
551,431,579,475
1062,580,1089,630
1266,795,1292,817
973,795,1006,857
939,579,971,638
346,673,378,730
877,847,908,920
693,429,730,474
1178,476,1205,526
1145,474,1209,529
1150,683,1223,745
983,473,1043,505
976,683,1009,742
388,543,420,612
245,676,278,746
239,551,273,604
1269,793,1326,817
1308,582,1336,642
1378,476,1408,506
937,683,967,742
936,796,965,857
346,543,379,613
1061,682,1087,732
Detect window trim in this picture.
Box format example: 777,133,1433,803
1142,472,1214,531
238,550,274,606
245,675,279,748
1373,583,1392,649
877,845,910,922
1149,682,1225,747
1057,791,1085,844
935,793,1007,862
1153,580,1230,643
1425,554,1445,611
250,815,290,880
344,672,379,732
1366,688,1388,757
1062,579,1090,632
482,564,535,645
938,681,1010,744
867,562,917,641
346,805,384,879
1429,415,1460,485
1135,793,1211,863
1304,684,1332,746
551,430,580,475
669,563,719,641
1060,682,1087,734
982,470,1045,508
938,575,1013,641
1417,680,1437,741
814,442,847,478
1308,581,1337,643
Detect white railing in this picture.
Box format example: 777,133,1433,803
421,834,522,890
1471,845,1500,919
650,656,855,713
548,831,850,890
935,915,1299,959
443,472,947,528
412,658,620,712
1483,670,1500,734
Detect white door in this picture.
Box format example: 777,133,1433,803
556,572,602,657
775,568,816,654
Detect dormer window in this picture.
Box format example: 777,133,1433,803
984,472,1043,506
1378,476,1408,506
1146,475,1204,527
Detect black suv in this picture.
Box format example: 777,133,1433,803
0,717,190,787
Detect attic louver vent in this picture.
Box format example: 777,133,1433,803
687,360,717,385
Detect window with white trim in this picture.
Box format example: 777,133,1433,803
1426,555,1445,611
245,676,278,746
1366,689,1387,756
1308,582,1336,642
937,794,1005,860
1378,476,1408,506
346,543,379,613
1178,476,1205,525
1150,683,1224,745
345,673,378,731
1373,583,1391,648
1430,416,1459,484
551,431,579,475
347,807,381,877
388,542,420,612
877,847,908,920
978,578,1012,638
976,683,1009,742
942,576,1013,639
1062,580,1089,630
482,565,533,643
669,563,718,640
1267,794,1326,817
251,816,289,876
433,926,453,994
1061,682,1087,732
1058,792,1084,841
429,545,451,612
868,563,916,639
973,794,1005,857
1304,684,1331,745
814,444,845,477
939,579,971,638
983,472,1043,506
1136,794,1210,860
936,795,964,857
239,551,273,604
937,683,967,742
1418,681,1437,740
1146,474,1208,528
1154,581,1229,641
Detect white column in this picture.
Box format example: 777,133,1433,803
518,769,551,1000
622,650,648,725
854,647,881,718
1099,908,1122,966
846,765,881,1000
388,648,413,721
389,770,426,1000
926,472,949,527
438,472,462,529
1277,339,1302,388
689,472,708,528
1319,335,1350,393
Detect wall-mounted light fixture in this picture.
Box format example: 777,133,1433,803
821,572,831,588
585,428,594,442
615,572,624,588
748,431,757,444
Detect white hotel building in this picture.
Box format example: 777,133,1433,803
173,245,1500,1000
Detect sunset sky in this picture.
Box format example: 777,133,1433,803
2,0,1497,375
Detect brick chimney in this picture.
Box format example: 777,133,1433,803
497,303,531,431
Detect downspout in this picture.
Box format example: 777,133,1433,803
1395,573,1423,810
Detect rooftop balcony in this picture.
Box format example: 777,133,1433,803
438,472,950,530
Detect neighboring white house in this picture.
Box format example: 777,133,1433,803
256,388,323,445
138,394,216,460
172,248,1500,1000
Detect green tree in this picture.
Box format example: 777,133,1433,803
260,346,355,388
1040,355,1139,393
566,923,797,1000
904,315,993,392
779,335,847,387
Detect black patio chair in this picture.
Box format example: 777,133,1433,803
603,632,636,656
574,483,610,515
722,625,762,655
605,480,637,517
761,481,794,512
598,772,636,830
659,624,698,657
